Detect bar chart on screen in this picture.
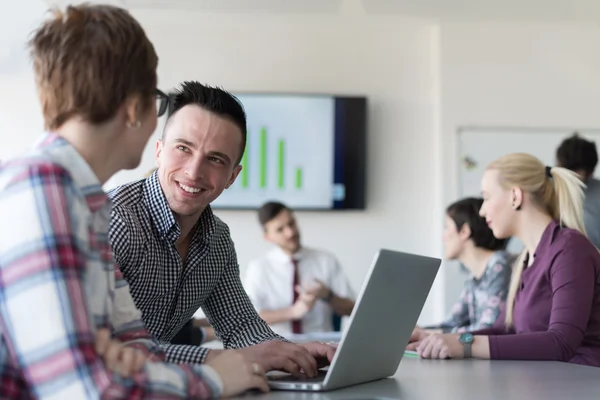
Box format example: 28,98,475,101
239,127,304,190
211,94,335,209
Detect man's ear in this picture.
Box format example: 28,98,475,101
263,230,272,243
155,139,163,167
225,165,242,189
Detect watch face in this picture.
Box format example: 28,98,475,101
459,333,474,344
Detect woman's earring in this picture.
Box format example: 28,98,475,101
127,120,141,129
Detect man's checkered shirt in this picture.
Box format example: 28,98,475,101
107,171,284,364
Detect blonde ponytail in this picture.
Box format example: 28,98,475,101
548,167,587,236
486,153,587,327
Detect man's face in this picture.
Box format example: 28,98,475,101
264,209,301,254
155,105,242,222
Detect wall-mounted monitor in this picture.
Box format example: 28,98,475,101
168,92,367,211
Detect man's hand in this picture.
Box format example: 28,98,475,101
238,340,336,378
206,350,269,397
298,341,337,369
304,279,331,300
290,285,317,319
95,328,147,378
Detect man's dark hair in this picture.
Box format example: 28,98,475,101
556,133,598,177
164,81,247,164
258,201,291,227
446,197,508,251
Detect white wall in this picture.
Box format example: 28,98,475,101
439,21,600,307
125,10,445,324
0,0,46,162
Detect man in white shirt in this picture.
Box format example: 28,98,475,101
244,201,355,336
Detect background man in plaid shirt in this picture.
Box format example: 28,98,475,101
0,4,269,399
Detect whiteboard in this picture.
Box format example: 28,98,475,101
458,126,600,253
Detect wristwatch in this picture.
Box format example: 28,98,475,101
459,333,473,358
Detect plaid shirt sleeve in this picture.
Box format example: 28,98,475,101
0,162,221,399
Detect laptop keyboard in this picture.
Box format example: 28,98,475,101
268,370,328,383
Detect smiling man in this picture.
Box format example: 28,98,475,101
107,81,334,377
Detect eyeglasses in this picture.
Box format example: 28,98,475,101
156,89,169,117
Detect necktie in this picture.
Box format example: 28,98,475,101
291,258,303,334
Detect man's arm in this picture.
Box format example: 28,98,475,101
319,258,356,317
258,291,316,325
259,308,298,325
109,209,212,364
243,261,313,325
326,293,355,317
202,230,287,349
0,164,221,399
304,279,355,317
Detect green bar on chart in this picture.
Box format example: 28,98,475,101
240,148,248,188
277,139,285,189
295,167,303,189
259,127,267,188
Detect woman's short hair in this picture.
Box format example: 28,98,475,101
28,4,158,130
446,197,508,251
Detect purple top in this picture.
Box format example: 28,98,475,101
472,220,600,367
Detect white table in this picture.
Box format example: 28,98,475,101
233,357,600,399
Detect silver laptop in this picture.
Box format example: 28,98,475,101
267,249,441,392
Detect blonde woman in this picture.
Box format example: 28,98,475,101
409,153,600,367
